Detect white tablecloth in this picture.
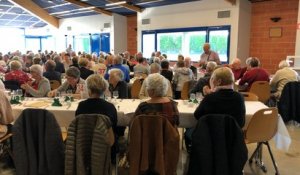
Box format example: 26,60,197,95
11,98,291,151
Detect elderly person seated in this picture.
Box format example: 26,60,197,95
239,57,269,91
133,57,149,77
48,67,87,99
5,60,31,85
195,67,245,127
173,60,193,99
230,58,247,81
21,65,50,97
78,57,94,80
134,73,179,126
54,54,65,73
190,61,217,96
105,55,130,83
43,60,61,84
0,90,14,138
75,74,118,163
184,57,197,77
139,63,173,99
75,74,117,129
108,68,128,99
185,67,245,152
270,60,299,101
160,60,173,83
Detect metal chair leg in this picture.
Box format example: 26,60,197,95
249,142,262,163
265,141,280,175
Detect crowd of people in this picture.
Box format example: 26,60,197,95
0,42,299,173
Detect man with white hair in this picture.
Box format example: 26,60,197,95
199,43,220,68
230,58,247,81
270,60,299,101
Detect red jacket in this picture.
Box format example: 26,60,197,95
239,67,269,91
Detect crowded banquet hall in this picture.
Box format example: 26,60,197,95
0,0,300,174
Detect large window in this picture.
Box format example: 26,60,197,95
25,36,54,52
142,26,230,63
74,34,90,54
0,28,25,53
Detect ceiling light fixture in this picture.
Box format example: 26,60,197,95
105,1,126,7
136,0,164,5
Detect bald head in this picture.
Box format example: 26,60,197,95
231,58,242,69
203,43,211,54
184,57,191,67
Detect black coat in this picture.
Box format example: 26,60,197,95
188,114,248,175
278,81,300,123
194,89,245,128
12,109,65,175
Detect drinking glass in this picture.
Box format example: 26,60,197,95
17,89,23,98
113,91,119,101
189,93,195,102
196,92,203,103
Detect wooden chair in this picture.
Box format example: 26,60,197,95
181,80,196,100
50,80,61,90
240,92,259,101
249,81,271,104
244,107,279,175
131,78,143,99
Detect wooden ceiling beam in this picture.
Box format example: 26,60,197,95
64,0,112,16
224,0,236,5
106,0,143,13
8,0,59,28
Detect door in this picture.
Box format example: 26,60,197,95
100,33,110,53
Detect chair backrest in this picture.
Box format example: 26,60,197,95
4,80,20,90
245,107,278,143
240,92,258,101
249,81,271,104
278,81,300,123
129,114,179,175
50,80,61,90
181,80,196,100
65,114,113,175
131,78,143,99
188,114,247,175
12,108,65,175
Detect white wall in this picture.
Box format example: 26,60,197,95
111,13,127,54
236,0,251,65
295,1,300,55
137,0,250,62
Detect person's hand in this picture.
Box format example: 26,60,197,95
20,83,30,90
47,90,56,97
202,85,212,96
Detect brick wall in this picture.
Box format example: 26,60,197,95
250,0,299,74
127,15,137,55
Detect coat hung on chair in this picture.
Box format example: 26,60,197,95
188,114,248,175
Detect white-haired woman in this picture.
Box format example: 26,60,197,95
108,68,128,99
134,73,179,126
195,67,245,127
75,74,117,128
270,60,299,101
21,64,50,97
